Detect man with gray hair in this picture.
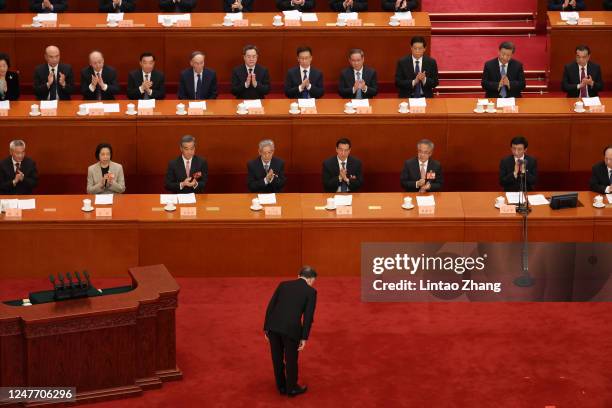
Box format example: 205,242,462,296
80,50,120,100
247,139,286,193
178,51,218,100
0,140,39,195
164,135,208,193
400,138,443,192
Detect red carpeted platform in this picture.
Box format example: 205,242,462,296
3,277,612,407
422,0,537,13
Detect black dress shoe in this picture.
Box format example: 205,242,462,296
278,387,287,395
287,385,307,398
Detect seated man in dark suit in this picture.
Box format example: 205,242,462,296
127,52,165,100
165,135,208,194
0,0,6,10
322,137,363,193
99,0,136,12
590,146,612,194
30,0,68,12
400,139,443,192
605,0,612,10
395,36,439,98
338,48,377,99
285,46,324,99
482,41,526,98
499,136,537,192
562,45,604,98
548,0,585,10
0,140,38,195
382,0,417,11
178,51,218,100
224,0,253,12
80,51,120,100
231,45,270,100
329,0,367,11
276,0,314,11
33,45,74,101
247,139,286,193
159,0,196,11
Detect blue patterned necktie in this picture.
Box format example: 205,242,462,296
414,60,422,98
340,161,348,192
355,71,362,99
500,64,507,98
301,69,309,99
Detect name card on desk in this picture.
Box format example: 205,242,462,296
347,19,363,26
233,19,249,26
409,106,426,113
138,107,154,115
96,208,112,217
301,107,317,114
285,19,301,26
188,107,204,115
4,208,22,218
499,204,516,214
336,206,352,215
418,206,435,215
247,107,265,115
265,206,282,216
41,21,57,28
400,19,415,26
578,18,592,25
0,109,8,116
40,100,58,116
589,105,606,113
180,206,197,217
176,19,192,27
89,106,105,116
502,106,519,113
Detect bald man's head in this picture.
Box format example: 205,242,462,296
44,45,60,67
89,51,104,72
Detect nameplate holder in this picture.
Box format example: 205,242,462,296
355,106,372,114
300,107,317,114
336,206,352,215
502,106,518,113
176,20,192,27
418,205,435,215
589,105,605,113
247,107,265,115
118,19,134,27
264,206,282,216
0,109,8,117
368,205,382,210
41,21,57,28
205,206,220,211
499,204,516,214
410,106,426,114
180,206,197,217
233,19,249,27
188,107,204,116
138,107,154,116
5,208,22,218
96,208,112,217
40,108,57,116
578,18,592,25
347,19,362,27
285,19,301,26
400,19,415,26
88,107,105,116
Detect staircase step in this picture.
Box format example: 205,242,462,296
439,70,546,80
429,12,535,21
432,23,536,35
437,78,548,94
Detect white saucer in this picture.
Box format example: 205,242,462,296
29,111,41,116
250,205,263,211
289,109,301,115
593,203,605,208
486,109,497,113
236,110,248,115
31,23,42,28
272,22,284,27
401,204,414,210
574,108,586,113
125,111,137,116
176,110,187,116
388,22,400,27
76,111,88,116
325,205,336,211
494,203,504,209
222,22,234,27
81,206,94,212
164,206,176,212
107,23,119,28
161,23,174,28
473,109,486,113
336,23,347,27
344,109,356,114
398,109,409,113
567,20,578,25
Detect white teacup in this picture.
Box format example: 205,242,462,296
399,101,409,113
567,16,578,25
223,16,233,26
164,202,176,211
252,198,261,208
127,103,136,113
163,17,172,26
177,103,186,113
273,15,282,24
326,197,335,208
78,104,87,115
403,197,413,206
237,103,247,113
594,195,604,205
31,104,40,114
476,102,486,112
574,101,584,111
390,16,399,25
83,199,92,210
495,196,505,206
107,20,119,27
337,17,347,26
32,16,41,27
344,102,354,112
487,102,495,111
289,102,299,112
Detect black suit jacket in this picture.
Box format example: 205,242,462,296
264,279,317,341
322,155,363,192
499,155,537,192
276,0,314,11
223,0,253,11
329,0,367,11
561,61,604,98
400,158,443,192
159,0,196,11
231,65,271,99
482,58,526,98
338,66,378,98
284,66,324,99
605,0,612,10
178,68,218,100
164,155,208,193
0,71,19,101
33,63,74,100
247,156,286,193
30,0,68,12
80,66,120,100
590,161,611,194
381,0,417,11
127,69,166,100
548,0,585,10
0,156,38,195
0,0,5,10
99,0,136,12
395,55,439,98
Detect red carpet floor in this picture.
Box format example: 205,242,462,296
3,277,612,407
423,0,537,13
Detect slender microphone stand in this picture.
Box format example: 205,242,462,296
514,161,534,287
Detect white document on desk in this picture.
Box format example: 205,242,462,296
103,103,120,113
298,98,316,108
18,199,36,210
188,101,207,110
225,12,243,20
334,195,353,206
394,11,413,20
243,99,263,109
351,99,369,107
338,12,359,20
40,100,58,109
160,194,178,204
301,13,318,22
37,13,58,21
527,194,549,206
1,199,18,209
107,13,124,22
496,97,516,108
177,193,197,204
0,100,9,110
282,10,302,19
409,98,427,107
582,97,602,107
95,194,114,205
258,193,277,205
416,195,435,206
138,99,156,109
560,11,579,21
506,192,525,204
607,194,612,204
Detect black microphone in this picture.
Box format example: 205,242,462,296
58,273,65,290
66,272,74,289
84,271,91,287
75,271,83,288
49,274,56,289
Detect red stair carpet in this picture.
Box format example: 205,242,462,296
422,0,537,13
3,277,612,407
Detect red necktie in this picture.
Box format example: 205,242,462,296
185,160,191,178
580,67,588,98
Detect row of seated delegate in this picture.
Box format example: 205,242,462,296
2,136,611,196
0,41,605,101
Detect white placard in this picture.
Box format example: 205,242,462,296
225,12,243,20
95,194,114,205
160,194,178,204
37,13,58,22
351,99,370,107
496,97,516,108
1,199,18,209
393,11,413,20
416,195,435,206
243,99,263,109
157,14,191,24
582,97,602,107
298,98,316,108
338,12,359,20
82,102,104,113
409,98,427,107
607,194,612,204
177,193,196,204
283,10,302,19
40,100,58,109
560,12,579,21
527,194,549,206
0,100,9,109
138,99,156,109
107,13,124,22
17,199,36,210
477,99,490,105
257,193,277,205
505,192,525,204
188,101,207,110
334,195,353,206
103,103,120,113
301,13,318,22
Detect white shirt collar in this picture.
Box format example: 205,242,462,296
142,70,152,79
337,157,348,167
48,64,58,74
514,155,525,162
300,66,310,75
246,64,256,72
418,159,428,167
182,156,192,164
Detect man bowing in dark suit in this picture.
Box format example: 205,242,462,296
338,48,377,99
264,266,317,398
562,45,604,98
322,137,363,193
482,41,526,98
247,139,286,193
499,136,537,192
127,52,165,100
590,146,612,194
33,45,74,101
0,140,38,195
165,135,208,193
178,51,218,100
231,45,271,100
81,51,120,100
99,0,136,12
285,46,324,99
395,36,439,98
400,139,443,193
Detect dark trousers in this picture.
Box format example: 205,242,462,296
267,331,299,391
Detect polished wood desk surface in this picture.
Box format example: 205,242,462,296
548,12,612,28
